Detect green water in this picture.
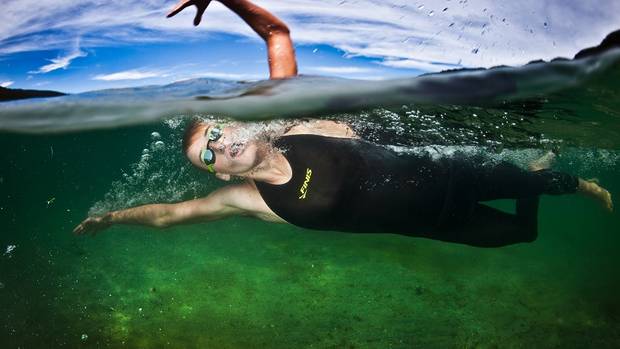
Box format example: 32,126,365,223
1,124,619,348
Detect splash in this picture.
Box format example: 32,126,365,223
88,121,209,215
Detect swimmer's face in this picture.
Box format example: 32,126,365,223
186,122,265,179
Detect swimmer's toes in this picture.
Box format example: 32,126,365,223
583,180,613,212
597,187,614,213
605,191,613,212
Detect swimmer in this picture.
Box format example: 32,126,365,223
73,0,613,247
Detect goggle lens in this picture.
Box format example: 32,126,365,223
200,125,223,173
201,148,215,163
208,126,222,142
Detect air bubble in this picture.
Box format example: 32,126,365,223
153,141,165,150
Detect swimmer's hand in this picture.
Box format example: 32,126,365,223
167,0,213,26
73,215,112,236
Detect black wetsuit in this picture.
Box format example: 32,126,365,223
255,135,578,247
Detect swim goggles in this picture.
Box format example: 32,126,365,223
199,125,223,173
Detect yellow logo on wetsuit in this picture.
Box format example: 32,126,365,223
298,168,313,200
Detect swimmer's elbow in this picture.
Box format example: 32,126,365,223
152,213,175,228
152,217,171,228
151,204,188,228
264,23,291,39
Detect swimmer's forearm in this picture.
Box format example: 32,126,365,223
105,204,179,228
219,0,288,40
105,191,242,228
218,0,297,78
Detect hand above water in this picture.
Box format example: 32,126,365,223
73,215,112,236
167,0,213,26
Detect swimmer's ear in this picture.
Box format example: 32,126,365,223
216,173,231,181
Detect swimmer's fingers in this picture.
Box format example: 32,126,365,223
192,0,212,26
73,217,109,236
72,218,93,235
167,0,193,18
167,0,212,26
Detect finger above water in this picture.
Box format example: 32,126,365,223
193,1,212,26
167,0,193,18
194,7,205,26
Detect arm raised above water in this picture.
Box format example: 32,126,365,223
167,0,297,79
73,182,279,235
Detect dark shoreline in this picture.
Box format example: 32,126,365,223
0,86,66,102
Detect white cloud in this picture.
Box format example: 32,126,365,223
93,70,163,81
1,81,14,87
30,46,87,74
1,0,620,73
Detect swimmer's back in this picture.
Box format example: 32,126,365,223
255,134,453,234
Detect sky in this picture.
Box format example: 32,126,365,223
0,0,619,93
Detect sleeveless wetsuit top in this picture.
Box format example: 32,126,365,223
254,135,454,234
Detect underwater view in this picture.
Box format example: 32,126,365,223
1,0,620,348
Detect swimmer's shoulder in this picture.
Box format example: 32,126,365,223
283,120,359,139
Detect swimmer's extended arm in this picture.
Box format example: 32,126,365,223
73,184,261,235
167,0,298,79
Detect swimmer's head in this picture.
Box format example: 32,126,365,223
183,119,266,180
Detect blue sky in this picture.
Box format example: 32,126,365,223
1,0,619,93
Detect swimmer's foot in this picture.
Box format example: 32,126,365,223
578,179,613,212
528,151,556,172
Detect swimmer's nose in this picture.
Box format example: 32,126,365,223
210,140,226,153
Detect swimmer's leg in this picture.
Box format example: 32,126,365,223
472,160,612,212
435,200,539,247
471,161,579,200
